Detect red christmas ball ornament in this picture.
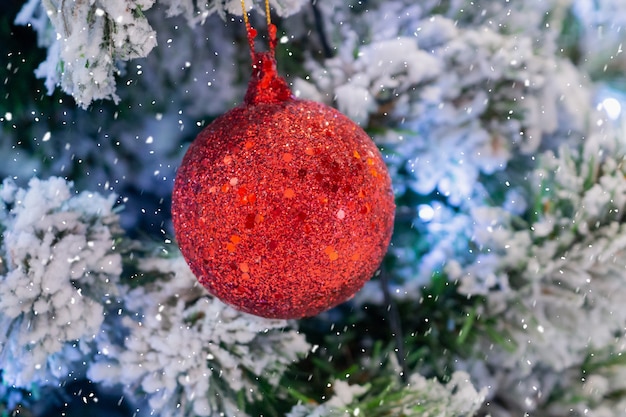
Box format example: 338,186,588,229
172,13,395,319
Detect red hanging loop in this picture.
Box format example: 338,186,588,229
240,0,292,105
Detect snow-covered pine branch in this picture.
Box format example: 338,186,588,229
16,0,158,108
287,370,485,417
89,253,310,417
14,0,306,109
0,177,122,387
295,14,590,207
446,131,626,415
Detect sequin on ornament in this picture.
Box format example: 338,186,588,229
171,15,395,319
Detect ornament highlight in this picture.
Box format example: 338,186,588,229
171,7,395,319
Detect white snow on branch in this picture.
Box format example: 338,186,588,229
15,0,305,108
287,370,485,417
296,13,591,206
447,132,626,414
89,253,309,417
0,177,122,387
294,34,441,126
16,0,157,108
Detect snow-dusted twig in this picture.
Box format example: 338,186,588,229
287,370,485,417
0,177,122,387
89,253,309,417
14,0,306,108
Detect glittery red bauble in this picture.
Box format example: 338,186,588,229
172,47,395,319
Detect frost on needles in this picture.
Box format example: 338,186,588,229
446,132,626,415
15,0,158,108
14,0,306,109
0,177,122,386
88,255,310,417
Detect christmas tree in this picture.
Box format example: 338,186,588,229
2,0,626,416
